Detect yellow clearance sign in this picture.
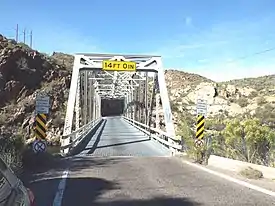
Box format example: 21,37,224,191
102,60,136,72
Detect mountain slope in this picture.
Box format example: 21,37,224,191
0,34,71,143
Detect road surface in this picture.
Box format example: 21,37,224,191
25,117,275,205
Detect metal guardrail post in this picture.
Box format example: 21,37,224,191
181,136,185,152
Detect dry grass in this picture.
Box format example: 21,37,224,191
239,167,263,179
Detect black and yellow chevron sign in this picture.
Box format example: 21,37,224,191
35,113,47,139
196,115,205,140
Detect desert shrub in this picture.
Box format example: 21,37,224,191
235,97,249,107
0,134,25,174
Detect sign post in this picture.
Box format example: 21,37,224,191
34,95,50,153
195,98,207,147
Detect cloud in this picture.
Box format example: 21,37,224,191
154,40,228,59
197,59,208,63
185,17,192,26
178,40,228,50
178,52,275,82
167,60,275,82
154,13,275,80
29,22,101,55
197,63,275,82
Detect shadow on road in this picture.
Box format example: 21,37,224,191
30,177,201,206
93,197,201,206
69,119,106,156
21,156,124,187
68,156,124,172
84,138,149,150
21,120,111,181
86,120,107,155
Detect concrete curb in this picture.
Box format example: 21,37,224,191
180,158,275,198
175,152,275,179
207,155,275,180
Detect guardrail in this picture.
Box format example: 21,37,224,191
122,116,182,151
61,117,102,151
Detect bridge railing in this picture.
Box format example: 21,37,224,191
122,116,182,151
61,117,102,152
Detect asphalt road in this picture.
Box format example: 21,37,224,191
26,117,275,206
73,116,171,157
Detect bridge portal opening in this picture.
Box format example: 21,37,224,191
101,98,125,117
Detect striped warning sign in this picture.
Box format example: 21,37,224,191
196,115,205,140
35,113,47,139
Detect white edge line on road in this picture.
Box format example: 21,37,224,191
181,159,275,198
53,170,69,206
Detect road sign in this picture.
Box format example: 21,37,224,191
32,140,47,153
196,115,205,140
34,113,47,140
36,95,50,114
195,139,204,147
102,60,136,72
196,98,207,116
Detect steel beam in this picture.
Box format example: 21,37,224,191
63,53,176,154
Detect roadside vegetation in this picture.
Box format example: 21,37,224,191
0,134,25,174
0,133,60,174
0,34,70,173
178,103,275,167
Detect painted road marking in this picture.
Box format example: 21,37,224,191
181,159,275,198
53,170,69,206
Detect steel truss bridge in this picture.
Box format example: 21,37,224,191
61,53,182,155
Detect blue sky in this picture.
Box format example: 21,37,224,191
1,0,275,81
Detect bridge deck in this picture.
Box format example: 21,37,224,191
75,116,170,157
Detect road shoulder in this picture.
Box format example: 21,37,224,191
177,155,275,194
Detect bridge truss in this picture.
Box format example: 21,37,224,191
62,53,176,154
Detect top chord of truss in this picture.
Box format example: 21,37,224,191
74,53,162,72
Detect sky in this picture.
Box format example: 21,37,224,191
1,0,275,81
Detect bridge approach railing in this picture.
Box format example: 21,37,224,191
60,117,102,153
122,116,183,152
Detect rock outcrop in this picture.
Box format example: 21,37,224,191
0,34,72,143
163,68,275,132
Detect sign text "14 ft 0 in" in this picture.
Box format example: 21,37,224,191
102,60,136,72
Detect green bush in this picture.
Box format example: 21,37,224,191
256,97,267,106
235,97,249,107
213,118,275,166
177,116,207,162
248,91,258,98
239,167,263,179
254,104,275,128
179,116,275,167
17,42,31,50
0,134,25,174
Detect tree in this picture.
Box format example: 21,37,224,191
236,97,249,107
254,104,275,128
222,118,275,166
205,119,225,131
177,117,195,153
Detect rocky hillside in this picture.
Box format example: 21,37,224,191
0,32,274,144
0,34,71,144
160,70,275,131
